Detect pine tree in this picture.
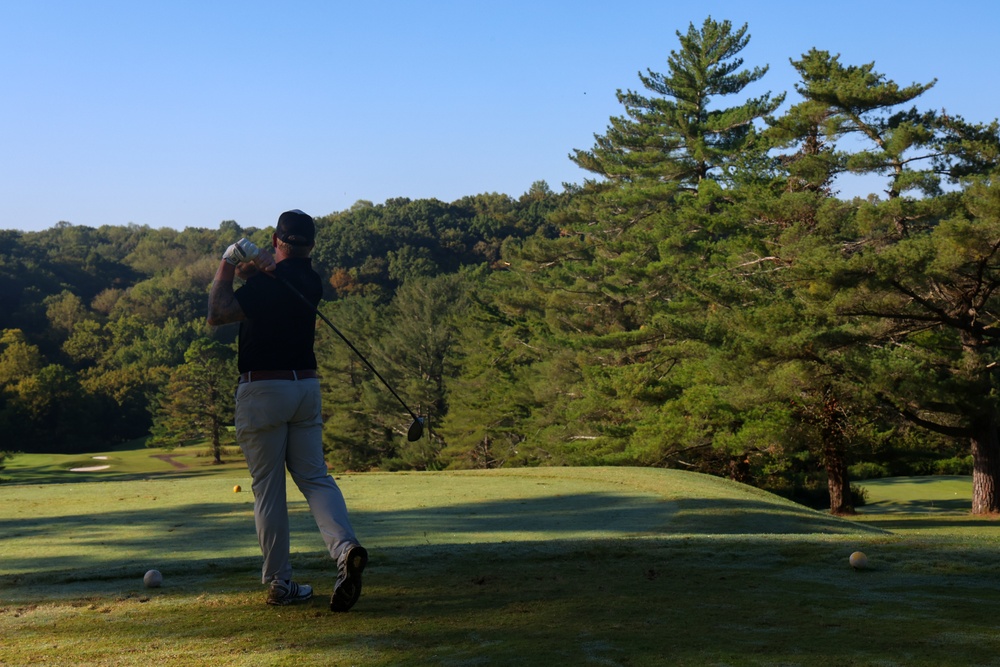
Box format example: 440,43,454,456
780,51,1000,513
787,49,940,201
823,178,1000,513
740,51,978,513
503,17,788,469
571,17,783,189
148,338,236,464
377,273,470,469
318,296,396,472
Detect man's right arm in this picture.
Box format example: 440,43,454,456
207,261,245,326
208,240,276,326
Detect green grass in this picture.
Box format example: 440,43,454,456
858,475,972,514
2,442,248,485
3,454,1000,666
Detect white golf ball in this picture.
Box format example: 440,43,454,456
849,551,868,569
144,569,163,588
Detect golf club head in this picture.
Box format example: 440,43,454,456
407,417,425,442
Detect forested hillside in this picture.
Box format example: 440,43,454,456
4,17,1000,514
0,187,563,453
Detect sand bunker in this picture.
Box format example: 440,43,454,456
70,456,112,472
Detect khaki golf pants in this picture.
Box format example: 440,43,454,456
235,377,358,584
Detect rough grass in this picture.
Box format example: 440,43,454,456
2,454,1000,666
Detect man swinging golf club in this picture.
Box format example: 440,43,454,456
207,209,367,611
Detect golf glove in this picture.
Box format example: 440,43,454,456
223,238,260,266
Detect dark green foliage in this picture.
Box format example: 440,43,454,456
436,272,545,469
813,179,1000,512
513,17,793,477
3,185,562,456
147,338,237,463
311,189,561,301
768,50,1000,512
0,328,100,453
319,296,397,472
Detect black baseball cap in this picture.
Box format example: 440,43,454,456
275,209,315,246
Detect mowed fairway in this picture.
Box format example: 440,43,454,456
2,451,1000,666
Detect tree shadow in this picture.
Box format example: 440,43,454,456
1,490,880,591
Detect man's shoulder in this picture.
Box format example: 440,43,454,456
277,257,318,274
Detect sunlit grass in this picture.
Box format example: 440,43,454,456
858,475,972,515
3,441,247,485
3,460,1000,666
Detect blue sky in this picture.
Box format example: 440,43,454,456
1,1,997,233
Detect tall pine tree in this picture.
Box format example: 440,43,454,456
571,17,783,189
780,51,1000,513
501,17,786,468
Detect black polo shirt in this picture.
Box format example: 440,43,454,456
233,257,322,373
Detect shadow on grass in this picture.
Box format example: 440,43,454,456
4,480,1000,666
7,536,1000,667
667,497,884,535
1,490,882,588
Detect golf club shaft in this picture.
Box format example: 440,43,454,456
274,275,420,422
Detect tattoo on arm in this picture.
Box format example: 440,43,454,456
207,279,245,325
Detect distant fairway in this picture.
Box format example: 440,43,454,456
3,451,1000,666
857,475,973,514
2,443,249,486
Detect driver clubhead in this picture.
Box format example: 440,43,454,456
407,417,425,442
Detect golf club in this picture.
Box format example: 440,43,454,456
274,275,425,441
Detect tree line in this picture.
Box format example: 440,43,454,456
0,189,564,456
3,17,1000,515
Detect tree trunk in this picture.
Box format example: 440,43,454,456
474,434,493,469
970,420,1000,514
728,454,751,484
211,416,223,465
824,446,853,515
820,392,854,515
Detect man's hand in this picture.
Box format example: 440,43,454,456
223,238,260,265
223,238,276,272
209,239,277,326
235,263,259,280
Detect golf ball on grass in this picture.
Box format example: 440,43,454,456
144,569,163,588
234,484,241,493
849,551,868,570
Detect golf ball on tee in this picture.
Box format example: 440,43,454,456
144,569,163,588
849,551,868,569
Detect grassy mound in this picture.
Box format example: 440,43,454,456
1,467,878,587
